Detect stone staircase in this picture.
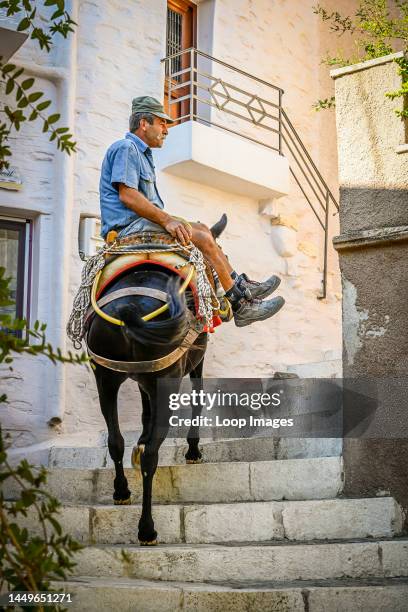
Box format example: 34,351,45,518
5,436,408,611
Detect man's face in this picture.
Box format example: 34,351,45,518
139,116,169,148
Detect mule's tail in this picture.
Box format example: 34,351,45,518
119,276,189,347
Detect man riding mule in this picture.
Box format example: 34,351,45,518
67,96,286,547
99,95,285,326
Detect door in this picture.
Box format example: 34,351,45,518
164,0,197,123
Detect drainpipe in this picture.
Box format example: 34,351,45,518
16,0,78,425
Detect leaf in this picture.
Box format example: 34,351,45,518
2,64,16,74
21,78,34,90
17,97,29,108
49,132,57,141
42,120,49,133
12,68,24,79
5,79,15,95
47,113,60,124
17,18,31,32
36,100,51,111
28,91,43,103
28,110,38,121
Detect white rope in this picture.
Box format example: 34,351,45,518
66,245,112,349
175,243,220,328
66,239,219,348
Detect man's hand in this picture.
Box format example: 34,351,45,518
164,218,192,246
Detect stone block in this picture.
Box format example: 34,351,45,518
381,540,408,577
250,456,343,501
91,504,182,544
184,501,284,543
73,541,385,582
308,585,408,612
282,497,403,540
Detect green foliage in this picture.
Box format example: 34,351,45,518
385,54,408,117
0,0,77,169
0,429,83,610
0,268,87,607
312,96,336,111
0,268,86,366
313,0,408,116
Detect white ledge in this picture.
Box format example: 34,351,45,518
330,51,405,80
396,144,408,154
154,121,290,199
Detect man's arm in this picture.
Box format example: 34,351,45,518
118,184,192,245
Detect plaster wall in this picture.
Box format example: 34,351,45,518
332,53,408,521
2,0,347,444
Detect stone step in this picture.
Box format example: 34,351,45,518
49,437,342,468
20,497,402,545
4,457,343,504
72,539,408,583
60,576,408,612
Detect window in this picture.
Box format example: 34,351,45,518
0,218,31,331
164,0,197,123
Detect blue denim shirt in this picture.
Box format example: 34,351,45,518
99,132,164,238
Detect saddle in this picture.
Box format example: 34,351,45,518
95,231,229,331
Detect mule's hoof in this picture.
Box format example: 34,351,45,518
186,458,203,464
131,444,145,467
114,497,131,505
139,539,158,546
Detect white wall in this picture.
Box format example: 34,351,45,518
1,0,345,445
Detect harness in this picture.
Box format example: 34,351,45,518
67,232,231,373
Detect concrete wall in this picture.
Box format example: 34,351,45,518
1,0,346,445
332,52,408,523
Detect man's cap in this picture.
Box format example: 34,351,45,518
131,96,174,123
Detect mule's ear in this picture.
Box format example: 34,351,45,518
210,213,227,239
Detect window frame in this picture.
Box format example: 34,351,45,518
0,217,31,327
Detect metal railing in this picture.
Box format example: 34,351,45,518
162,48,339,298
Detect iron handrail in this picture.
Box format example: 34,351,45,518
161,48,339,298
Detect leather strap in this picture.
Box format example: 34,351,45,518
86,327,200,373
96,287,168,308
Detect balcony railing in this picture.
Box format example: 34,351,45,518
162,48,339,299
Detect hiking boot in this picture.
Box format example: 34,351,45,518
237,273,281,300
234,295,285,327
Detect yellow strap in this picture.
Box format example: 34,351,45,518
90,264,195,326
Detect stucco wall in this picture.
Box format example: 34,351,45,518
1,0,347,444
332,52,408,521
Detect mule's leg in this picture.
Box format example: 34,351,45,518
185,357,204,464
94,366,131,504
131,386,151,467
137,379,181,545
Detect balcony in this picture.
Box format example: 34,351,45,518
157,48,339,298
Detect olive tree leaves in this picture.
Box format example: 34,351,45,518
313,0,408,118
0,0,77,169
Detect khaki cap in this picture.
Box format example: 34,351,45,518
131,96,174,123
